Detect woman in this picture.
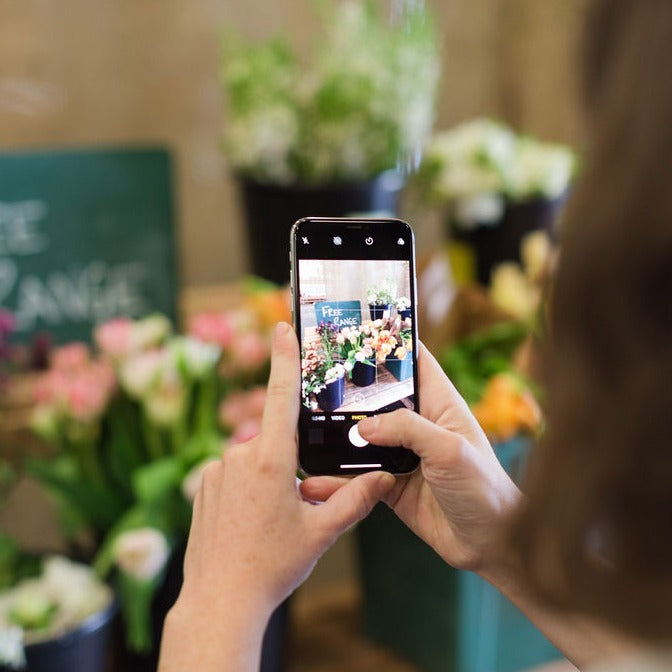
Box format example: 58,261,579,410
159,1,672,669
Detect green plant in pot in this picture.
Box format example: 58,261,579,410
220,0,441,284
301,342,346,413
367,283,396,321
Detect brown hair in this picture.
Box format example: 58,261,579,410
509,0,672,641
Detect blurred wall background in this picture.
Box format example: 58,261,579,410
0,0,587,289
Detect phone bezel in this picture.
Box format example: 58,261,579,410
290,217,420,476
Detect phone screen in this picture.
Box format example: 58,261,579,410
290,217,420,476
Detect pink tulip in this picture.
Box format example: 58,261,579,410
188,313,234,349
50,343,91,372
218,386,267,430
94,318,135,359
228,331,269,372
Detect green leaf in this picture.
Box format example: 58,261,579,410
440,321,529,405
116,571,162,653
132,458,183,505
27,457,126,536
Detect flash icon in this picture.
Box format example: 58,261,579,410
333,236,342,246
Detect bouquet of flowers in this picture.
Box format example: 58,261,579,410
438,231,551,442
337,320,399,368
416,117,577,229
220,0,441,184
389,315,413,361
4,280,290,654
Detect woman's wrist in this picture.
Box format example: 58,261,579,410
159,588,273,672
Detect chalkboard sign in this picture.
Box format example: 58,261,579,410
314,300,361,328
0,146,177,344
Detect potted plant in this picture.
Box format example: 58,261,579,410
395,296,412,321
336,324,377,387
384,317,414,381
415,117,577,285
366,284,396,321
301,322,347,413
220,0,440,284
0,538,116,672
301,343,346,414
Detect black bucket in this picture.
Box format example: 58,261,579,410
451,196,564,286
238,172,404,285
7,600,117,672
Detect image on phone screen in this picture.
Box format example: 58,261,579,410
291,218,420,476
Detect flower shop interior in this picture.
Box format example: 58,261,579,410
0,1,591,671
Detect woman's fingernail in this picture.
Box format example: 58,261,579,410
378,472,396,489
274,321,292,340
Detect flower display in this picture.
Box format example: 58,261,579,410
13,279,289,654
220,0,440,184
417,117,577,228
438,230,550,441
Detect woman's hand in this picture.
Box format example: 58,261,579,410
300,343,521,575
159,322,395,672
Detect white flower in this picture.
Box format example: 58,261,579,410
453,194,506,229
143,365,186,428
171,337,221,380
0,627,25,669
343,360,353,372
181,458,219,503
427,118,516,202
324,363,346,384
119,349,165,400
395,296,411,311
41,556,111,625
132,314,172,351
113,528,169,581
0,557,112,651
508,138,574,201
354,351,365,362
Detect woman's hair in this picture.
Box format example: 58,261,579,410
509,0,672,640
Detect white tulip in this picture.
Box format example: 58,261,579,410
172,337,221,380
132,315,172,351
113,528,169,581
119,350,165,400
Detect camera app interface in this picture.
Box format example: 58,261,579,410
298,258,415,420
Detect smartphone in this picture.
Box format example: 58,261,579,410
290,217,420,476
